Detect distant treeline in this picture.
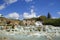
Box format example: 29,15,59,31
37,12,60,26
43,18,60,26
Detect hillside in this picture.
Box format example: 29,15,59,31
0,17,20,26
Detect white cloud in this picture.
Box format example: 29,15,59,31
7,12,20,19
23,9,37,19
4,0,18,4
57,12,60,14
0,0,18,10
25,0,33,2
23,12,29,19
0,3,6,10
37,15,41,17
52,17,59,19
52,17,56,19
0,14,3,17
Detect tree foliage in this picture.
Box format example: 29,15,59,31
38,16,47,21
37,15,60,26
43,18,60,26
47,12,51,19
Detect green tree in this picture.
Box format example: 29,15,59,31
39,16,47,21
47,12,51,19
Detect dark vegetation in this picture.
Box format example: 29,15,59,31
37,12,60,26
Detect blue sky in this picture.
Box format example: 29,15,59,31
0,0,60,19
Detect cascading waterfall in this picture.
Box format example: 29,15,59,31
0,21,60,40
